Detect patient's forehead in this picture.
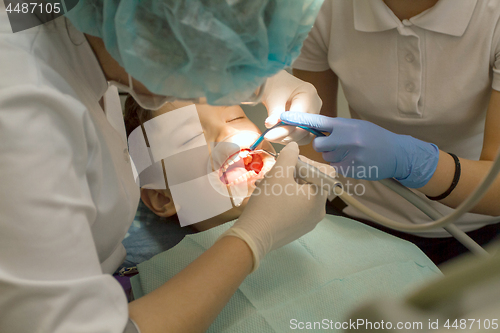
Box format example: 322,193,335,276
154,101,194,115
197,104,245,120
156,101,243,116
154,102,246,128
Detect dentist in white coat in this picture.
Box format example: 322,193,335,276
0,1,327,332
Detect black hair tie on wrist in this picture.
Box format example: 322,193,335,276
426,152,461,201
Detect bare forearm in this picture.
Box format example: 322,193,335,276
419,151,500,216
128,236,253,333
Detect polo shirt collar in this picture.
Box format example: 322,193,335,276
354,0,399,32
353,0,478,37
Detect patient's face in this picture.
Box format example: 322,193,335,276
142,101,275,231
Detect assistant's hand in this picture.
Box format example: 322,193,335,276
261,70,322,145
280,112,440,188
219,142,327,272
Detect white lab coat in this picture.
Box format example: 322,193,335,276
0,10,140,333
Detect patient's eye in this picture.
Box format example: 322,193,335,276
227,116,245,123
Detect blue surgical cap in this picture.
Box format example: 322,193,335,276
65,0,324,105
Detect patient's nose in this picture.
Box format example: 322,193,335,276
215,125,240,144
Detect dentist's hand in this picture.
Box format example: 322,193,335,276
280,112,440,188
261,70,322,146
219,142,327,272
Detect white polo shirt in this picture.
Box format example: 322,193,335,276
293,0,500,237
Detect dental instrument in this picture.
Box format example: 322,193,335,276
249,121,325,151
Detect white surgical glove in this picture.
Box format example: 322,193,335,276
219,142,327,272
261,70,322,145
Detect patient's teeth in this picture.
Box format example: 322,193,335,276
224,155,241,168
234,172,248,185
226,168,262,187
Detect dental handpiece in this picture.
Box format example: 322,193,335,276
260,149,341,195
295,158,341,194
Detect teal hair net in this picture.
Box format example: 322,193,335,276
65,0,324,105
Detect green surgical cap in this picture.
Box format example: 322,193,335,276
65,0,324,105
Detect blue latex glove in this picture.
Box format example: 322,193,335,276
280,112,440,188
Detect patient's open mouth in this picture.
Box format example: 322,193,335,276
219,149,264,186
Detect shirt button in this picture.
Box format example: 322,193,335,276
124,148,130,163
402,19,412,26
405,82,415,92
405,53,414,62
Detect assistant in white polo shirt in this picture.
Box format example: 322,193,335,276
281,0,500,265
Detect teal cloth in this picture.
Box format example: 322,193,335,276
131,215,441,332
